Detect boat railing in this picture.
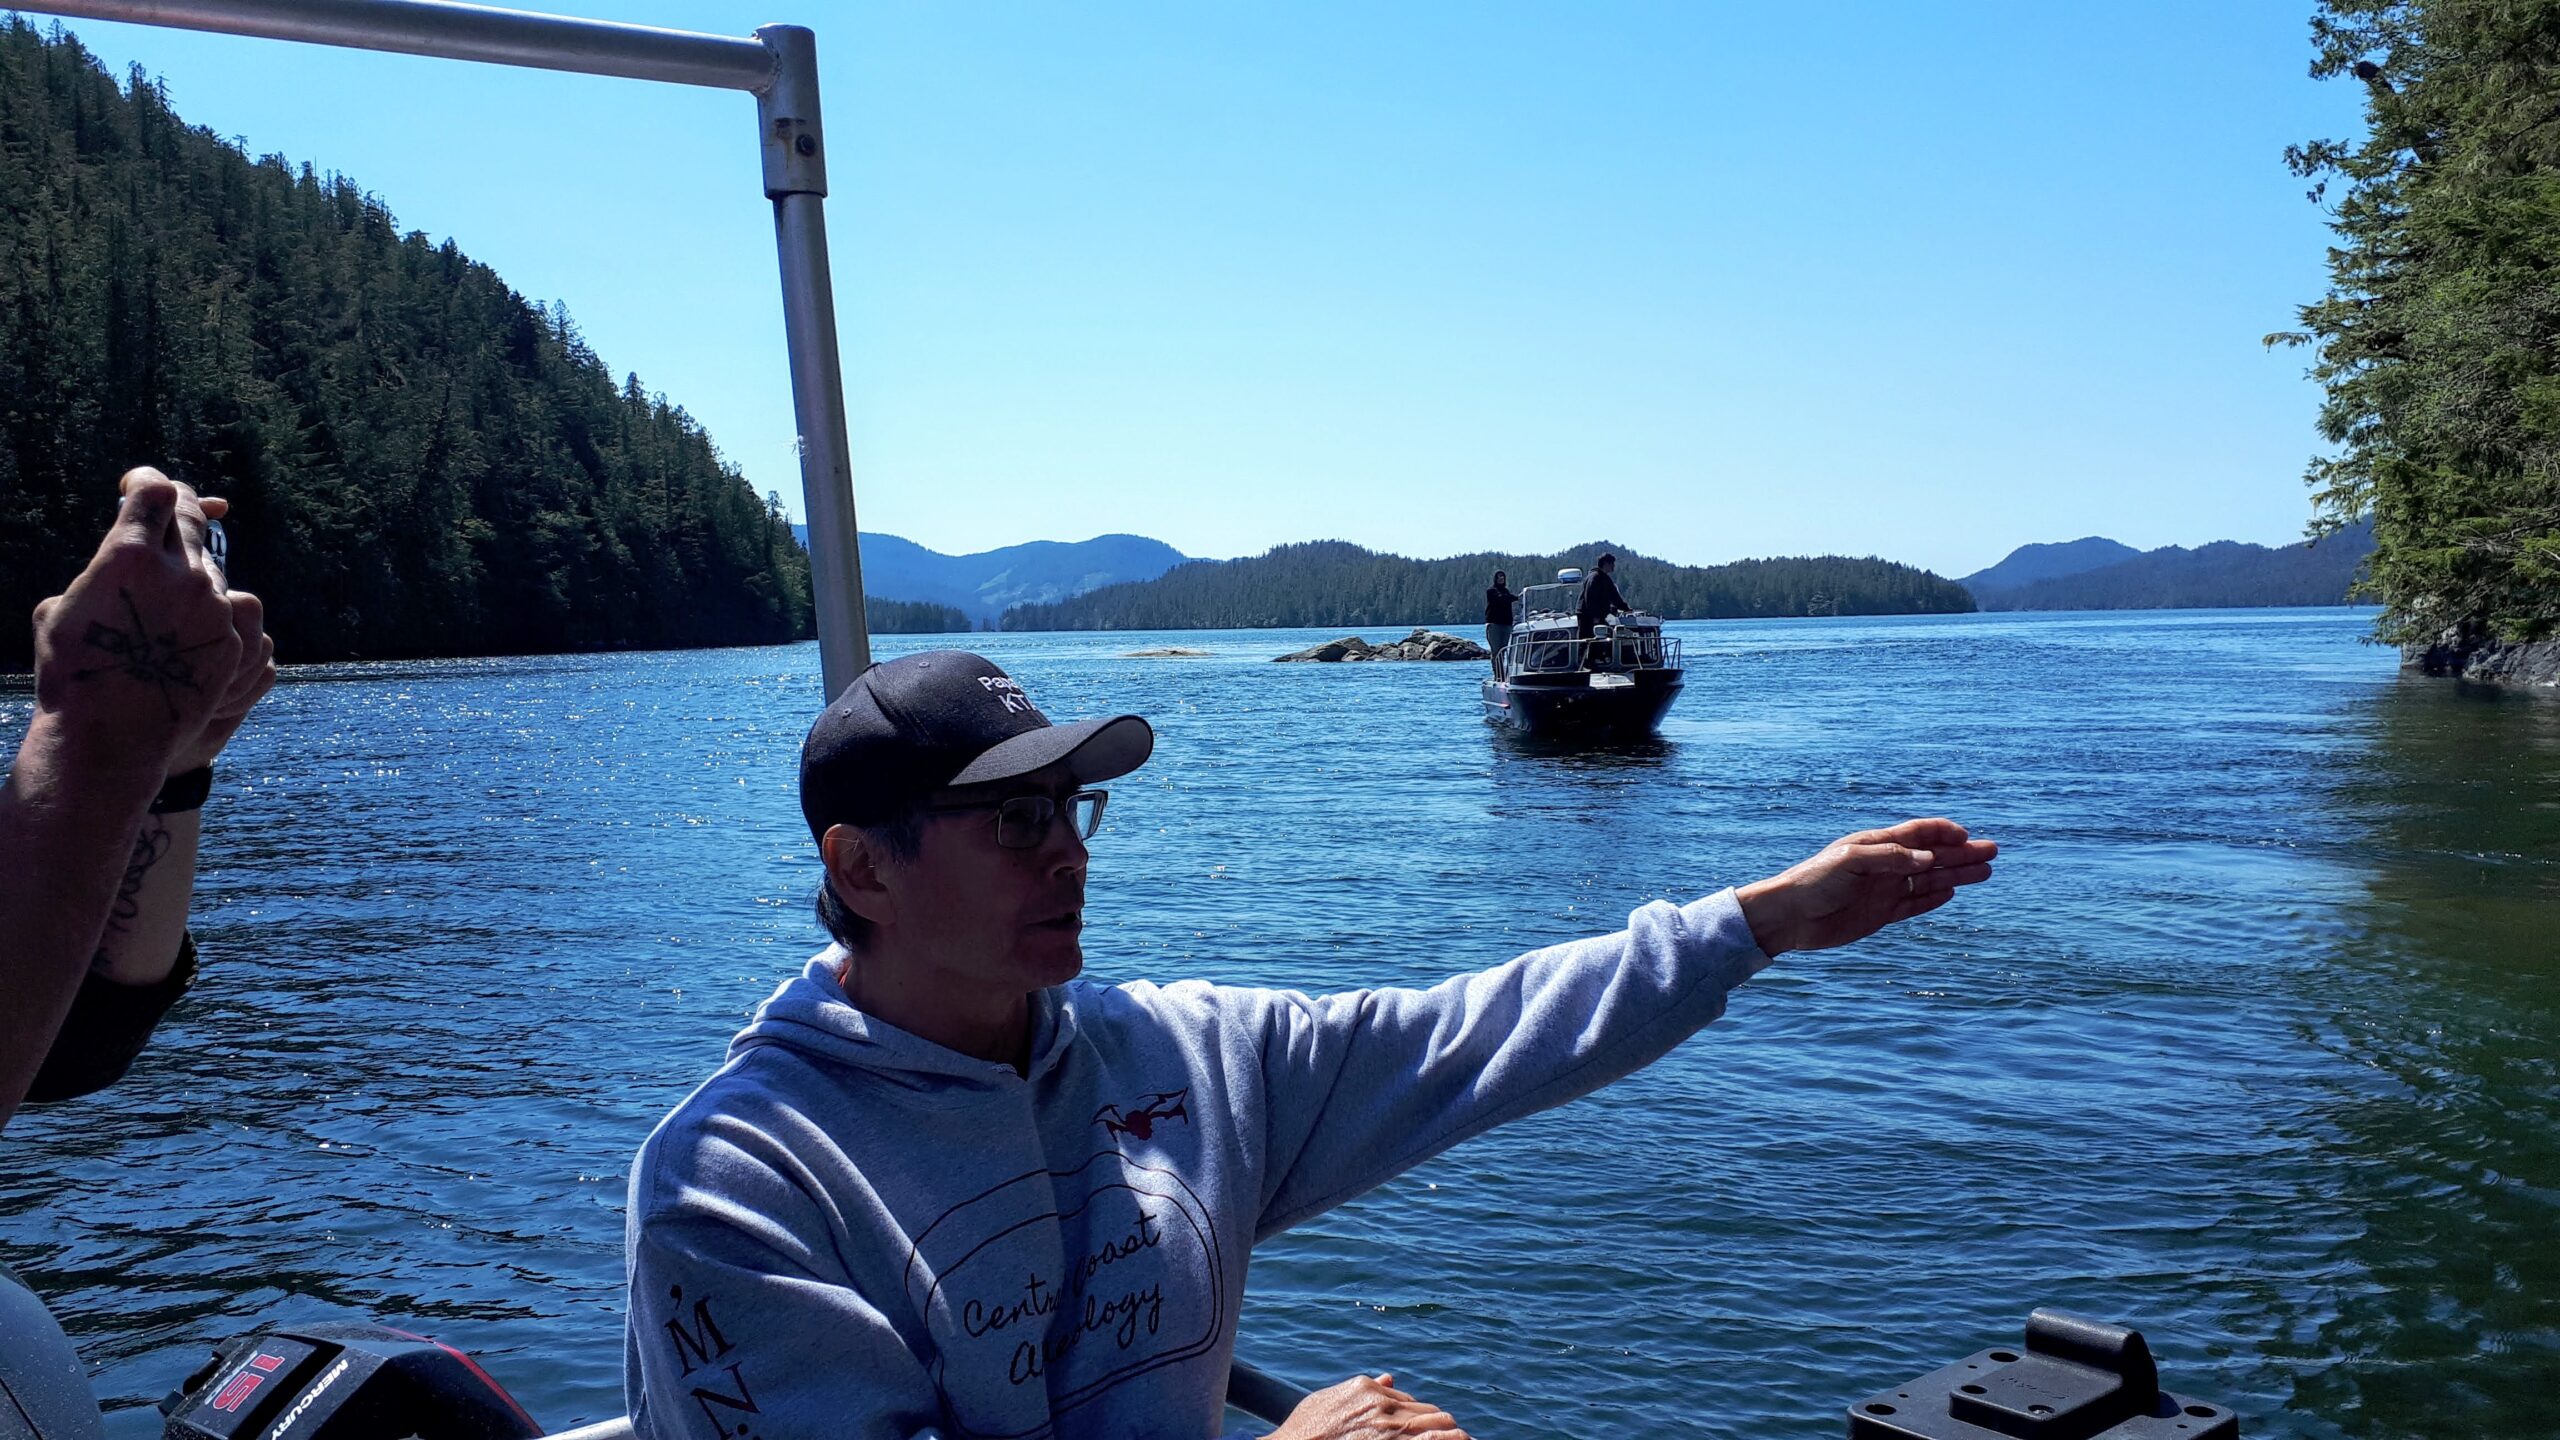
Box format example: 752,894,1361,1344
537,1358,1310,1437
1503,627,1682,675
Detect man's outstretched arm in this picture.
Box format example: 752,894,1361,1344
0,471,270,1130
1250,820,1997,1232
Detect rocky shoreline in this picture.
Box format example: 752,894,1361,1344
1274,628,1489,663
2404,631,2560,688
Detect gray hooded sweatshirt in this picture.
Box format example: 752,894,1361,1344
624,889,1768,1440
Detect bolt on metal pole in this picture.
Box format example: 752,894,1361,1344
756,23,871,694
26,0,875,695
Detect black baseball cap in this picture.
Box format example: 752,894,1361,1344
798,650,1154,841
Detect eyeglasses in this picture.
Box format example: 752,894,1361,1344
919,789,1108,850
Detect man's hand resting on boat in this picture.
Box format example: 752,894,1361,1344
1267,1373,1473,1440
29,468,270,781
1735,818,1997,957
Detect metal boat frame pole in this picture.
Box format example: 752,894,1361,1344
25,0,875,697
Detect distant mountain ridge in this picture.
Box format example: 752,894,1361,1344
1963,522,2375,611
1960,537,2142,594
805,522,2375,633
790,528,1188,623
996,540,1974,630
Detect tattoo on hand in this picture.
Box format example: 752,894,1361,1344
74,588,219,719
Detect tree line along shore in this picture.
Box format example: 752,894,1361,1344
995,542,1970,631
6,8,2552,669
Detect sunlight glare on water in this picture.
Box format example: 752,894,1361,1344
3,608,2555,1439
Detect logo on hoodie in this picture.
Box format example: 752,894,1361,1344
907,1150,1228,1436
1093,1089,1189,1141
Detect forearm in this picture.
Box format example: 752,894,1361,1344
90,809,199,985
1259,891,1769,1231
0,716,163,1128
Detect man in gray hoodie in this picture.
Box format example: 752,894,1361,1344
625,651,1996,1440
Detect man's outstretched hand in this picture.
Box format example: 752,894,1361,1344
1268,1373,1471,1440
1736,818,1997,957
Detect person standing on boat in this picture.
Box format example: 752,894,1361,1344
1576,552,1631,668
1483,569,1519,680
623,650,1995,1440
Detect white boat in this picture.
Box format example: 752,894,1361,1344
1480,569,1685,738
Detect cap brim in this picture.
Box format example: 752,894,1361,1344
946,714,1155,791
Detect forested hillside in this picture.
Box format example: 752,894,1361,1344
0,21,813,664
865,595,972,634
1959,537,2142,594
1970,522,2375,611
997,540,1972,630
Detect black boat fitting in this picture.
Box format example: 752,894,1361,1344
1848,1309,2236,1439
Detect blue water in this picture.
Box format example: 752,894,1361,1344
4,608,2556,1438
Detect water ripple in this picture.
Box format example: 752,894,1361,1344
4,610,2555,1438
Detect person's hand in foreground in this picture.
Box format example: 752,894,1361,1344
1736,817,1998,957
159,572,275,780
74,474,275,990
1268,1373,1471,1440
2,467,272,1130
30,468,262,775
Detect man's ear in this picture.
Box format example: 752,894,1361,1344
822,824,899,929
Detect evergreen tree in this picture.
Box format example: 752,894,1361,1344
865,596,972,634
2280,0,2560,646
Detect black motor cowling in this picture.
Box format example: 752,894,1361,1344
162,1323,542,1440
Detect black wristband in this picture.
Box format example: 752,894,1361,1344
149,765,213,815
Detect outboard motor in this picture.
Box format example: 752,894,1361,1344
162,1323,542,1440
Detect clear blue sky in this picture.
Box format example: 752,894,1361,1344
24,2,2367,578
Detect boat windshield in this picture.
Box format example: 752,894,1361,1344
1520,582,1581,619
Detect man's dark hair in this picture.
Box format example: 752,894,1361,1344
1596,552,1617,568
813,809,926,951
1492,569,1507,583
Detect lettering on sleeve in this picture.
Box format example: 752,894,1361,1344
662,1285,763,1439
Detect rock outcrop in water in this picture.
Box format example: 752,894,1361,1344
1274,629,1488,663
2405,630,2560,689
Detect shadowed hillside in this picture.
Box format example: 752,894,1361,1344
1968,522,2374,611
0,21,812,663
